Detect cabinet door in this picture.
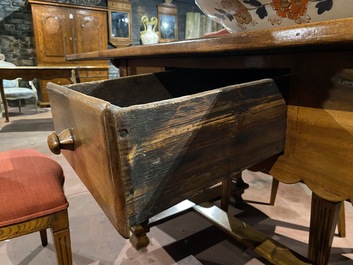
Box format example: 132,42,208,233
31,5,74,64
72,9,108,56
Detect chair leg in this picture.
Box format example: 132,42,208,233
34,96,39,113
34,101,38,113
51,210,72,265
40,229,48,247
18,99,22,113
53,228,72,265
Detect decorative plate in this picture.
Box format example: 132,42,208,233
52,0,101,6
195,0,353,33
69,0,101,5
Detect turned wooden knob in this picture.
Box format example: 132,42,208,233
48,128,74,155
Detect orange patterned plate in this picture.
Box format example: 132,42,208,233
195,0,353,33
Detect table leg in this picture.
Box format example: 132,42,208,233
232,172,249,207
0,80,9,122
70,68,80,83
270,178,280,206
338,203,346,238
221,177,232,211
308,193,341,265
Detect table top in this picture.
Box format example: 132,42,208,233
0,66,78,70
66,18,353,62
0,66,81,81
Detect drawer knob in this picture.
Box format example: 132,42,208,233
48,129,74,155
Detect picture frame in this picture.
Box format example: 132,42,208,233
157,2,178,43
108,0,132,47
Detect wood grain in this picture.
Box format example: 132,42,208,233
66,18,353,61
0,210,72,265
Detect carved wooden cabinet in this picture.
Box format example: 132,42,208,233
29,0,109,106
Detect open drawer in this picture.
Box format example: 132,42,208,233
47,69,287,239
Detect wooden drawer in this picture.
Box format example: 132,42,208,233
79,69,108,79
47,69,287,238
38,68,108,105
39,78,72,105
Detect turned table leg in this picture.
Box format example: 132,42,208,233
130,224,150,250
0,81,9,122
308,193,341,265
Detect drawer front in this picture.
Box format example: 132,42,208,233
39,78,72,105
39,70,108,104
79,69,108,79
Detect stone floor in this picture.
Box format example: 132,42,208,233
1,106,352,265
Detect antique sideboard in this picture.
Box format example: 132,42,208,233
28,0,109,106
65,18,353,265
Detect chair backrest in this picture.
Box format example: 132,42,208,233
3,79,19,88
0,56,16,67
0,54,19,88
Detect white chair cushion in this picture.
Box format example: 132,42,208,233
4,87,36,100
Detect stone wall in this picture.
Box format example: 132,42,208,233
0,0,35,65
0,0,200,65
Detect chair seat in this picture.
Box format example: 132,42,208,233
4,87,36,100
0,149,69,227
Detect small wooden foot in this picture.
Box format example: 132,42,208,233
308,193,341,265
130,224,150,250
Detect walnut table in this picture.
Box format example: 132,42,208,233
66,18,353,265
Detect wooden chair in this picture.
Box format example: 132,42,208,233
0,149,72,265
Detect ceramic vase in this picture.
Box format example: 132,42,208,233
140,16,159,45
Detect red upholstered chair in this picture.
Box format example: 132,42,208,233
0,149,72,265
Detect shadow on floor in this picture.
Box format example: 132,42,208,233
0,118,54,132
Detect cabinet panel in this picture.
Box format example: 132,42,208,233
73,9,107,54
38,67,108,105
32,5,74,64
29,0,109,105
